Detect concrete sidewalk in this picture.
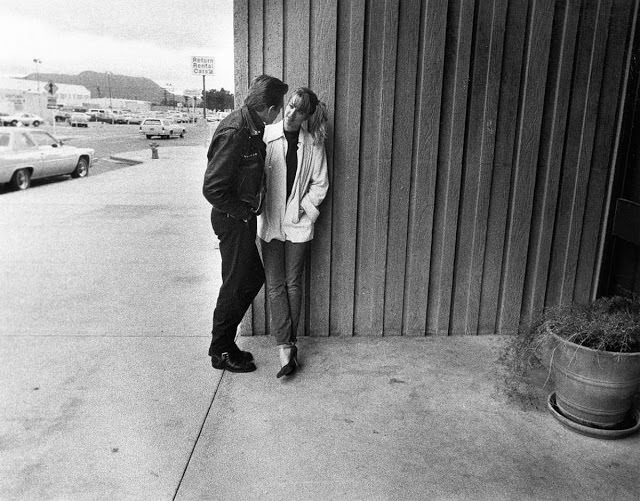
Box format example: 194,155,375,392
0,146,638,500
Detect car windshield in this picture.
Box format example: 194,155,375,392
145,119,161,125
30,131,58,147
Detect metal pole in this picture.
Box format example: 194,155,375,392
33,59,41,92
107,72,113,124
33,58,42,117
202,75,206,122
108,73,112,109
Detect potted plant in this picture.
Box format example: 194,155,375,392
500,295,640,437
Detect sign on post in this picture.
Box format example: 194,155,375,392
45,81,58,95
192,56,214,122
46,96,57,109
192,56,215,75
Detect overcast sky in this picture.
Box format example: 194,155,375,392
1,0,234,94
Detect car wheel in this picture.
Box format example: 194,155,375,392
146,134,152,139
71,157,89,178
180,130,184,138
10,169,31,190
10,120,18,127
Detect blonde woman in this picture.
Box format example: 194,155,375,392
258,87,329,378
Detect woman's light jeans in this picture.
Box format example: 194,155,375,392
260,238,309,345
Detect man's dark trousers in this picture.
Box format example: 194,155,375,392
209,209,265,356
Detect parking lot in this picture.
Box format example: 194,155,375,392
0,120,217,195
42,119,215,158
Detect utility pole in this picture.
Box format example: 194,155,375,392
106,72,113,109
33,58,42,116
202,75,206,122
165,83,174,109
105,72,114,124
33,58,41,91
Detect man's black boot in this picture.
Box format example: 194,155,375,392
239,350,254,363
211,351,257,373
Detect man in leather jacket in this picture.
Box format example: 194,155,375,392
203,74,288,373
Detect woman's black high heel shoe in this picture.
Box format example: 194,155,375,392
277,345,298,378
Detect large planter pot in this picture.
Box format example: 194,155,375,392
550,330,640,429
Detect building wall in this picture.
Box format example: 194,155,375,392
82,98,151,112
0,77,91,116
236,0,638,336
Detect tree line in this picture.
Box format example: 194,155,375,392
205,88,234,111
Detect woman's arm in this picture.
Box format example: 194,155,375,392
299,145,329,222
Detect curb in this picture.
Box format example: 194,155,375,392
108,155,145,166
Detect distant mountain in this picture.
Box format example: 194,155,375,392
23,71,176,103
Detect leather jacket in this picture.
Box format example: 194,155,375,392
203,105,267,221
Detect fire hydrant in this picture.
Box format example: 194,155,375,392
150,142,159,159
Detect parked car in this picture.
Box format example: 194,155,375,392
54,110,71,123
69,113,89,127
168,112,190,123
94,110,130,124
124,114,142,125
0,127,94,190
139,118,185,139
87,109,106,121
3,113,45,127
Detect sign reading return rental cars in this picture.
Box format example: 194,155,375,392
192,56,215,75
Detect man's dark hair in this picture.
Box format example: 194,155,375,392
244,75,288,112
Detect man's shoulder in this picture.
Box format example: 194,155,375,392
207,110,248,159
212,111,251,143
216,109,243,131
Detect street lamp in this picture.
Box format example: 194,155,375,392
165,83,174,109
106,71,113,110
33,58,42,92
33,58,43,116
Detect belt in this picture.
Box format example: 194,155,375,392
212,207,250,223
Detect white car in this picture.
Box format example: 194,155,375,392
69,113,89,127
0,127,94,190
2,113,45,127
139,118,185,139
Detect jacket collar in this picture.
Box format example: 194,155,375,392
264,120,310,143
242,105,264,137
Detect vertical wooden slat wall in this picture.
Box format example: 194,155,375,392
235,0,638,337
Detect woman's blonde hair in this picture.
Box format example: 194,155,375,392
289,87,328,145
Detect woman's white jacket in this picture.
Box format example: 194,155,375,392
258,121,329,243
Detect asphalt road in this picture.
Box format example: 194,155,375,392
41,120,216,175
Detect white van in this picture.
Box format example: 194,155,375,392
87,109,106,121
139,118,185,139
